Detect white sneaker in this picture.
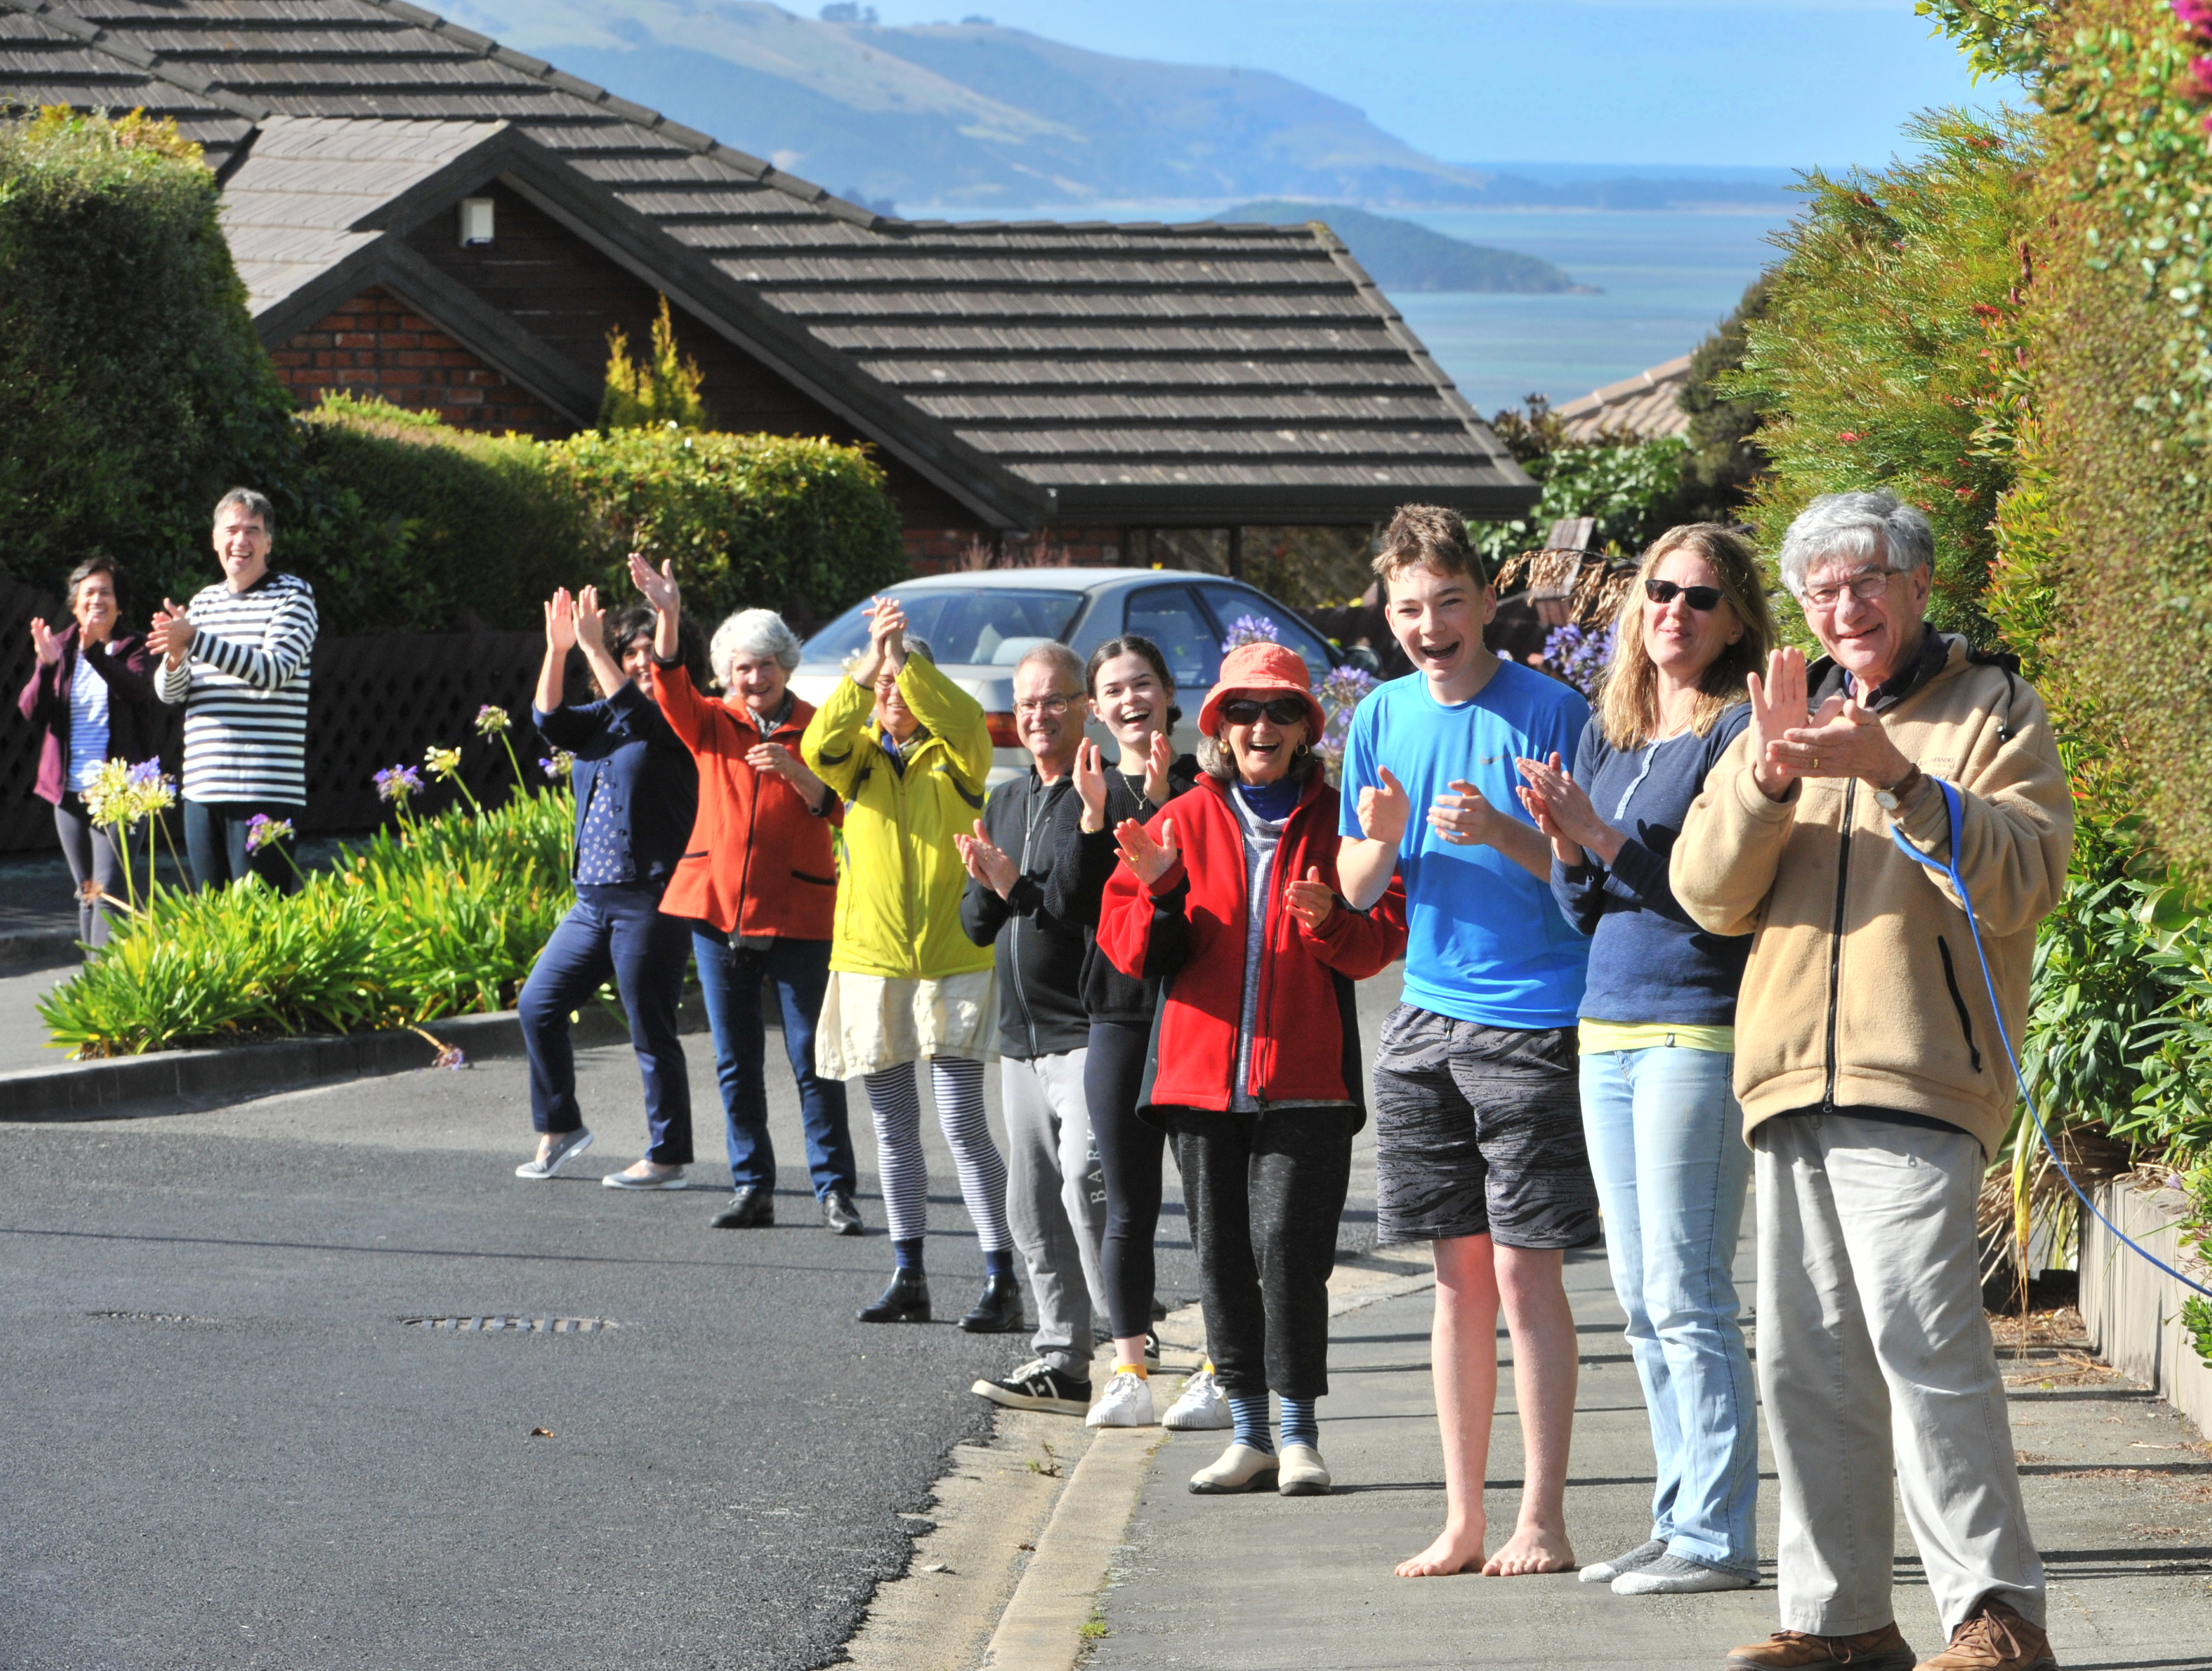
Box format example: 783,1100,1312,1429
516,1129,592,1179
1161,1367,1232,1430
602,1160,687,1190
1276,1442,1331,1496
1085,1368,1157,1428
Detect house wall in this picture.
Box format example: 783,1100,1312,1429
271,286,566,435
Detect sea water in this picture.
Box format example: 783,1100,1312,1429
901,199,1800,420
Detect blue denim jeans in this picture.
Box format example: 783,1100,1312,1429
1580,1041,1758,1577
692,932,855,1200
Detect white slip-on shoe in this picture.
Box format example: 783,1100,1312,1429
1187,1441,1279,1495
602,1161,687,1190
516,1129,593,1179
1276,1443,1331,1496
1161,1367,1232,1430
1580,1538,1668,1584
1612,1554,1752,1595
1085,1368,1157,1428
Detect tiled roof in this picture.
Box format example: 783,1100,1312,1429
0,0,1536,527
1554,353,1694,444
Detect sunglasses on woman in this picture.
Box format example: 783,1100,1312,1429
1645,577,1726,611
1217,696,1310,726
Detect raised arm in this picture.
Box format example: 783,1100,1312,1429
893,654,991,794
801,675,874,803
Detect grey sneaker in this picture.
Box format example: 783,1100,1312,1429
516,1129,593,1179
602,1160,687,1190
1613,1553,1753,1595
1579,1538,1666,1584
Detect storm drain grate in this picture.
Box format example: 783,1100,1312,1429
402,1316,618,1333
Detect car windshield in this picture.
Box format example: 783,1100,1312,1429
803,589,1085,667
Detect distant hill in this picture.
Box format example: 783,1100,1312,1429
1215,201,1591,294
440,2,1788,213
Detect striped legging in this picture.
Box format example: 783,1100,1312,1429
864,1056,1011,1253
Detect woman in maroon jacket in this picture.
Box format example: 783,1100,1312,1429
17,558,158,950
1100,641,1406,1500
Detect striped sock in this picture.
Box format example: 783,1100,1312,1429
1278,1397,1318,1449
892,1237,924,1272
1227,1394,1274,1454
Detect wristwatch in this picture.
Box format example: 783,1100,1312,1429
1873,764,1923,812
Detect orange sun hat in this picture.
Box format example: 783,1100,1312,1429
1197,641,1326,739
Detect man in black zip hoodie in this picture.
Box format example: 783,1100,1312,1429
956,641,1109,1417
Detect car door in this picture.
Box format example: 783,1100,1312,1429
1111,584,1225,762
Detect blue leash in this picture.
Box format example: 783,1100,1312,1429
1891,778,2212,1300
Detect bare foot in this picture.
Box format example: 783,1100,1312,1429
1395,1522,1486,1578
1481,1525,1575,1577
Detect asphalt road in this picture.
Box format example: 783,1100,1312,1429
0,968,1403,1670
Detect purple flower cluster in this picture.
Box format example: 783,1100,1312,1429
1219,614,1281,654
126,759,164,787
1542,622,1615,698
244,813,296,854
373,764,424,803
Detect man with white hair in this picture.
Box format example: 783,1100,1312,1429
956,640,1112,1417
1675,492,2072,1671
629,557,861,1236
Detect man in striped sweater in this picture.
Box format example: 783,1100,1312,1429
149,489,317,894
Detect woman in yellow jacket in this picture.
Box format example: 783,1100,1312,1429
805,595,1020,1332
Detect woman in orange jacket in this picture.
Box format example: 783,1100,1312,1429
629,553,860,1236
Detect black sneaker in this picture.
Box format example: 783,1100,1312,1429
972,1358,1091,1416
1144,1328,1163,1368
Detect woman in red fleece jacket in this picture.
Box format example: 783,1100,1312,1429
1099,642,1406,1499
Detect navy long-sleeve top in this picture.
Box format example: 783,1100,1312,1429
534,682,698,890
1549,704,1752,1025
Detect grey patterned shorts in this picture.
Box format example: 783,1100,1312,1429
1370,1004,1599,1250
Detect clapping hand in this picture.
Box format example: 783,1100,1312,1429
1429,778,1508,847
1356,765,1411,846
149,598,196,666
1283,865,1337,933
956,818,1019,898
28,617,60,667
1515,751,1615,866
1748,646,1810,800
1141,728,1174,809
544,587,579,654
1074,739,1110,833
629,551,679,616
1114,815,1179,887
1780,695,1910,789
572,585,606,648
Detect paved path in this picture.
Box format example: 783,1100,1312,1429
1090,1243,2212,1669
0,1029,1207,1671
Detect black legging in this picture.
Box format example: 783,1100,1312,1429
1087,1019,1164,1341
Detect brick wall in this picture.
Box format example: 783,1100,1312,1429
271,286,567,436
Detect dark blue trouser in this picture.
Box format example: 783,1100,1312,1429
182,797,303,896
692,931,855,1199
519,883,694,1164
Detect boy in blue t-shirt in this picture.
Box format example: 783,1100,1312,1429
1337,506,1598,1582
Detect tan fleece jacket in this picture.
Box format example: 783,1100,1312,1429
1671,635,2073,1158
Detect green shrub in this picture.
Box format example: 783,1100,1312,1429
0,107,312,605
1468,431,1692,566
1678,276,1773,516
39,781,576,1056
599,295,708,431
298,395,583,631
547,425,908,627
1724,109,2037,643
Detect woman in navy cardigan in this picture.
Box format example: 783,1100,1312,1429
1514,525,1775,1598
514,584,701,1190
16,558,157,949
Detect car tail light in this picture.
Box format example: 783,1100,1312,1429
986,711,1022,749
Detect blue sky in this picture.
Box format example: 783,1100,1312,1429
861,1,1999,171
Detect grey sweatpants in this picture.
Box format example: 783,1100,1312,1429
1756,1113,2045,1636
1002,1049,1109,1378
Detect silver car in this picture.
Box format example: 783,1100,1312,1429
790,569,1343,782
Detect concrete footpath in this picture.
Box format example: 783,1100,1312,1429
1081,1243,2212,1671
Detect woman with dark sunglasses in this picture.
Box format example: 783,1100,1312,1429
1511,525,1775,1597
1098,642,1406,1497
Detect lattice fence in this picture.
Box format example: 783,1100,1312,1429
1,572,590,853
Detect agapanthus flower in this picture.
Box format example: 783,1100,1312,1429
424,745,464,780
84,758,176,828
244,814,296,854
540,751,576,781
1543,622,1615,699
374,764,424,804
1220,614,1282,654
474,703,512,738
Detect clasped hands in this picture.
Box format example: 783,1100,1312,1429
146,598,196,666
1749,646,1909,800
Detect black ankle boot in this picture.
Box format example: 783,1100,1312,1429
959,1272,1025,1333
857,1267,930,1324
